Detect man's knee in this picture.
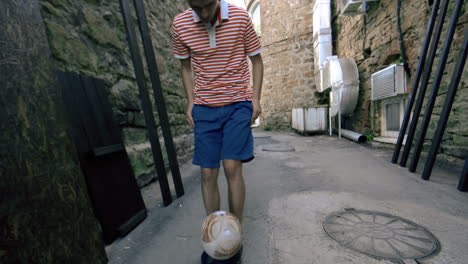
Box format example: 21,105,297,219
202,168,219,184
223,160,242,180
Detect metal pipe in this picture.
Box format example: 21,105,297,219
399,0,450,168
134,0,184,198
408,0,464,173
341,129,367,143
391,0,441,164
421,27,468,181
119,0,172,206
397,0,410,77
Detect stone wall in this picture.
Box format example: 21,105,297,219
259,0,319,130
333,0,467,163
0,0,107,262
257,0,466,163
39,0,192,186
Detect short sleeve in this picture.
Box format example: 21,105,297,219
244,15,263,56
172,22,190,59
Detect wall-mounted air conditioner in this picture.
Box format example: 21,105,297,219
340,0,366,16
371,64,407,100
340,0,378,16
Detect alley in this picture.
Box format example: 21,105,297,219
106,130,468,264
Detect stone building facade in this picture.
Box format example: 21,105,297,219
251,0,321,130
333,0,467,164
40,0,191,186
255,0,467,164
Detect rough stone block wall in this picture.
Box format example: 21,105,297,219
260,0,319,130
0,0,107,262
333,0,467,164
39,0,191,186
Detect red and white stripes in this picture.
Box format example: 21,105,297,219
172,1,262,107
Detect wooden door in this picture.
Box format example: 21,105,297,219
58,72,147,244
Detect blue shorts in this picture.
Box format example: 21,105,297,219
192,101,254,168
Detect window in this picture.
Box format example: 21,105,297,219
248,1,261,36
381,97,408,138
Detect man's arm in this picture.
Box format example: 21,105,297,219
181,58,195,128
249,54,264,122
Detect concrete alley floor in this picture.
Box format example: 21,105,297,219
105,129,468,264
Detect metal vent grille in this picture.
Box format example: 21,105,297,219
371,65,396,100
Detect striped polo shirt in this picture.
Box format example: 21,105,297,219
172,0,263,107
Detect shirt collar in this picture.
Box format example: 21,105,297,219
192,0,229,23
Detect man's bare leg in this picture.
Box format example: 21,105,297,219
223,159,245,221
201,168,220,215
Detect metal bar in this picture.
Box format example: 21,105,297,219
458,160,468,192
408,0,464,173
397,0,410,77
133,0,184,198
421,27,468,181
391,0,441,164
399,0,450,167
119,0,172,206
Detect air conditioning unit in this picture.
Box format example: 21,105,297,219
371,64,407,100
340,0,367,16
340,0,378,16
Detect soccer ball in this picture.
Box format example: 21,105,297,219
201,211,242,260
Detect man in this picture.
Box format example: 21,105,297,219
172,0,263,262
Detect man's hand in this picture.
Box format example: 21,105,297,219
186,102,194,128
251,98,262,122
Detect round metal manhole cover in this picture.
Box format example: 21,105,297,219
261,144,295,152
323,209,440,261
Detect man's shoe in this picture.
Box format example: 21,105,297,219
201,251,218,264
220,246,243,264
229,246,243,264
201,247,243,264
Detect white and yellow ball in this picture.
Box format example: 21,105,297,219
201,211,242,260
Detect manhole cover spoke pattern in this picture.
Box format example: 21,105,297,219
323,210,440,261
